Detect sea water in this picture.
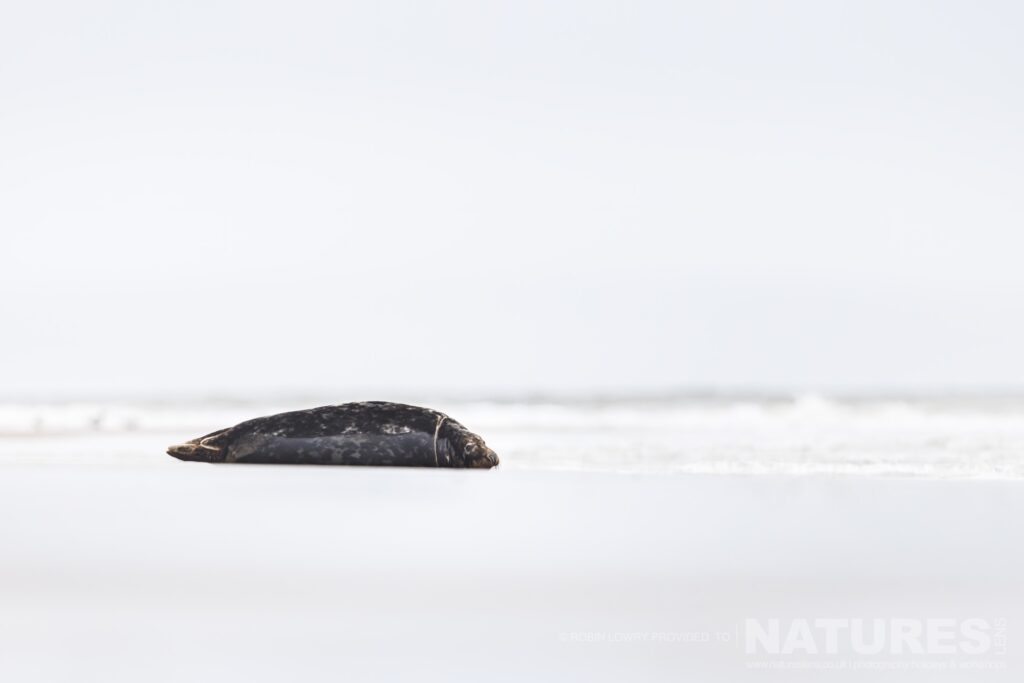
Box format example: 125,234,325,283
2,394,1023,477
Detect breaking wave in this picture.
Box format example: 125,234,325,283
2,394,1024,478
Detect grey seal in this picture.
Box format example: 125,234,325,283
167,401,499,468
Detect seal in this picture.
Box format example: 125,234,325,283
166,401,499,468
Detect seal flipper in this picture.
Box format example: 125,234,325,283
167,427,231,462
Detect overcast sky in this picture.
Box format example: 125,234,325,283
2,1,1023,397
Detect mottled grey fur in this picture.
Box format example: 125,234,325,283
167,402,499,468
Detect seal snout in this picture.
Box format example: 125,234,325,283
475,446,499,469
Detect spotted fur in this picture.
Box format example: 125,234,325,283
167,401,499,468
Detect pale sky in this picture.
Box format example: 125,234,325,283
2,1,1023,396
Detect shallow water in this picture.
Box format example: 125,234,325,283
2,394,1024,478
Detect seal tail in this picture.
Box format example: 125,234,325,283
167,428,230,463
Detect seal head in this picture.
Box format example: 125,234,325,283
437,418,499,468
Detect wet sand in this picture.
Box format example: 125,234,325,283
0,464,1020,681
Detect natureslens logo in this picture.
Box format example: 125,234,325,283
557,617,1008,672
746,618,1003,655
743,618,1007,671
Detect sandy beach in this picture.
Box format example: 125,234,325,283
5,0,1023,679
0,461,1019,681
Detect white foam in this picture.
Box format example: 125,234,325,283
3,396,1024,477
